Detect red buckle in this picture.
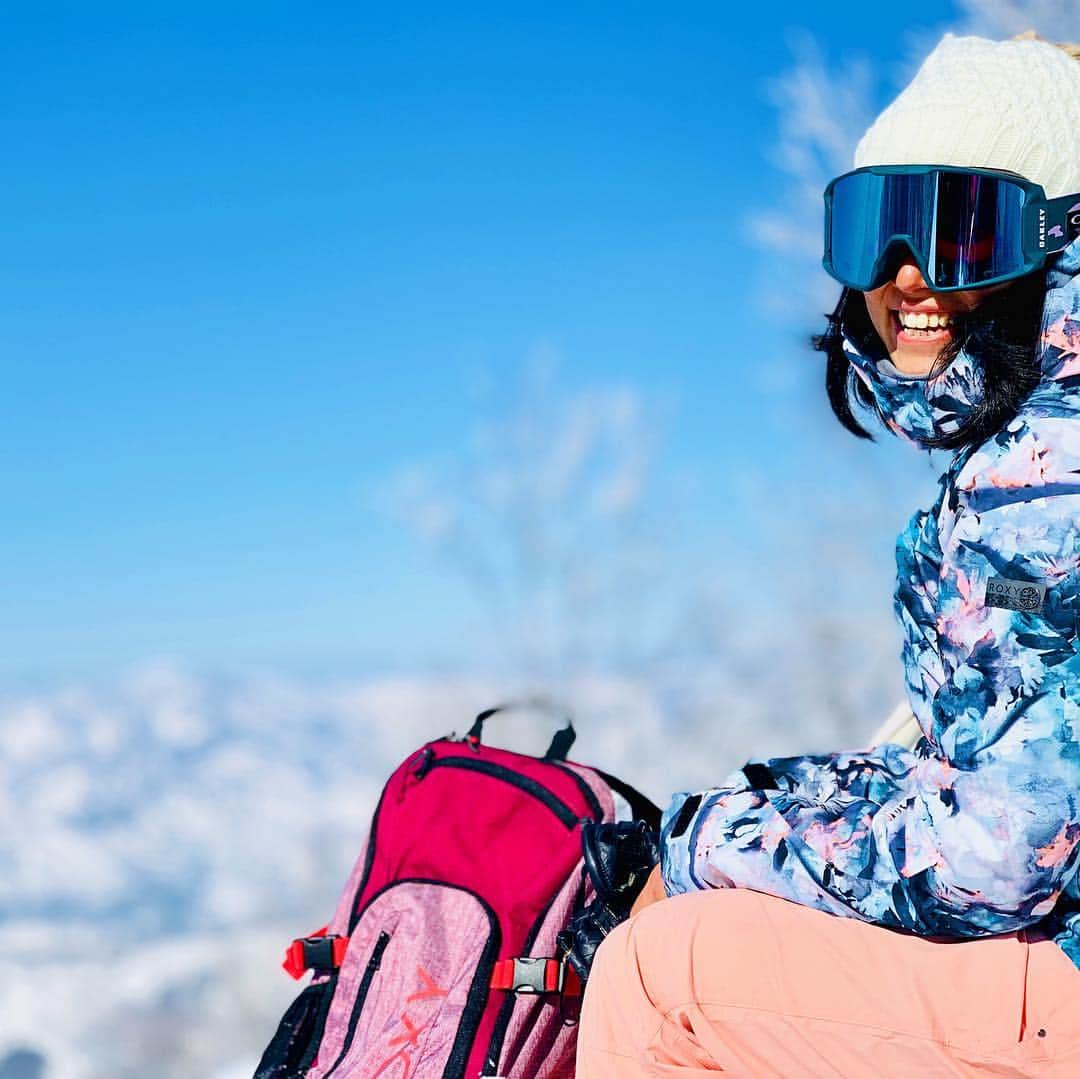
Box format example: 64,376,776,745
490,957,581,996
282,926,350,980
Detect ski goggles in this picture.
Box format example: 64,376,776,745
823,164,1080,292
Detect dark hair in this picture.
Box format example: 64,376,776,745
811,271,1049,451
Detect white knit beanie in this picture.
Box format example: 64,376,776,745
854,33,1080,198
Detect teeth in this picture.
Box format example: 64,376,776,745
899,311,951,330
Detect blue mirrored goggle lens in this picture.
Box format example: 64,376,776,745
829,171,931,288
931,171,1026,288
827,170,1029,290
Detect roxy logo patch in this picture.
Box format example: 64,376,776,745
984,576,1047,613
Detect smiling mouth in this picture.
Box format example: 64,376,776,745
892,310,955,345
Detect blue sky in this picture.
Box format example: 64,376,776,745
1,2,964,683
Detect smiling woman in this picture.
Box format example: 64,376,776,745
577,30,1080,1078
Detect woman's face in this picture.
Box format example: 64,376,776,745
862,258,1015,376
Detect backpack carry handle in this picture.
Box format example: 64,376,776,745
466,696,577,761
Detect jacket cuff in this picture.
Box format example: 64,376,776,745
660,766,751,895
659,791,695,895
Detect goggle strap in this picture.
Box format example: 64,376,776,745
1038,191,1080,255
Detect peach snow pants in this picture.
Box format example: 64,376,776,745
576,888,1080,1077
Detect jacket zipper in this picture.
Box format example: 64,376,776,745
421,756,579,829
322,930,391,1076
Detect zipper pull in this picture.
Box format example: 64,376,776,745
369,931,391,971
411,746,435,780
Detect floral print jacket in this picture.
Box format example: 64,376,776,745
661,235,1080,967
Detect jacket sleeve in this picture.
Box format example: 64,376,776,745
661,479,1080,937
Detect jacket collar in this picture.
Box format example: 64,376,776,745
1037,232,1080,388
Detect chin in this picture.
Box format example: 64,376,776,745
889,349,938,377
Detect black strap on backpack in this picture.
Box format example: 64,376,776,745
465,696,577,761
555,819,661,986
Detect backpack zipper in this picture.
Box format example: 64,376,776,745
421,756,579,829
547,760,604,822
322,930,391,1076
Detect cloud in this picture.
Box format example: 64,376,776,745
744,28,879,323
954,0,1080,38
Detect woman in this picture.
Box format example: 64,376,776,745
577,32,1080,1077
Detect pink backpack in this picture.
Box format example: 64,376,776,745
256,705,659,1078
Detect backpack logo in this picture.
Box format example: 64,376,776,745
985,576,1046,612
